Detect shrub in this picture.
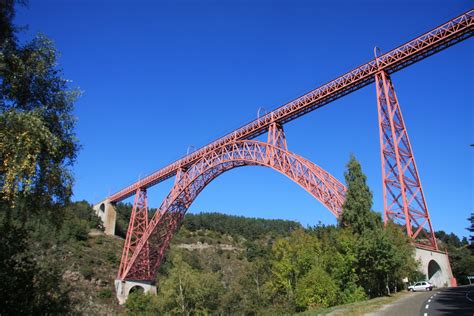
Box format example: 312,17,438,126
295,266,338,309
97,289,112,299
59,217,89,242
125,292,159,314
106,251,118,264
79,266,94,279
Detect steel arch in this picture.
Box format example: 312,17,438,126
118,139,346,281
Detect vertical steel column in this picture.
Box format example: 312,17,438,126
267,122,287,149
118,188,150,279
375,70,438,250
267,122,287,168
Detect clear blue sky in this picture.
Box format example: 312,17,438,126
16,1,472,239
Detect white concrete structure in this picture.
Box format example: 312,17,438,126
414,247,456,288
93,200,117,236
115,280,157,305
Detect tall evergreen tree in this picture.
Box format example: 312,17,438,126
339,155,380,234
468,213,474,254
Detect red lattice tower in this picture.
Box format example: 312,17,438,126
375,69,437,250
110,10,474,284
118,188,152,279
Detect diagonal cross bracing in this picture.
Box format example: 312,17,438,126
109,10,473,203
118,139,346,281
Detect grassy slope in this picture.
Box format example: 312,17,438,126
62,227,253,314
59,232,124,314
58,223,414,315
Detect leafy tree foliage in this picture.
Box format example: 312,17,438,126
158,254,224,314
336,155,417,296
468,213,474,252
125,252,224,315
0,220,70,314
0,2,82,314
436,225,474,285
0,0,14,41
448,247,474,285
339,155,380,234
436,230,468,248
183,212,302,240
1,15,79,211
295,265,338,309
356,223,416,296
266,229,321,310
116,206,302,241
124,292,159,315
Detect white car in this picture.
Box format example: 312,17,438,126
408,281,433,292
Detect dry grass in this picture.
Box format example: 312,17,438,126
297,291,409,316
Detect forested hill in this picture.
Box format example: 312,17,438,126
115,204,302,240
2,200,473,315
182,212,302,240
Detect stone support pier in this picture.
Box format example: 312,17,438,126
115,280,157,305
93,200,117,236
414,247,456,288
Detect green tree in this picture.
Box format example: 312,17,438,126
1,31,80,212
265,230,322,312
295,265,338,309
317,227,367,304
339,155,380,234
0,221,70,314
449,247,474,285
356,223,416,297
0,3,78,314
435,224,474,284
468,213,474,253
337,155,416,297
234,258,270,314
125,292,160,315
156,252,224,314
0,0,23,58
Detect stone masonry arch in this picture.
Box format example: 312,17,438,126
414,248,455,288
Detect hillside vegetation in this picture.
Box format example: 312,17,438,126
1,201,311,314
1,2,473,315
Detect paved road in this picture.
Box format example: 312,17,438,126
368,286,474,316
367,290,435,316
419,285,474,316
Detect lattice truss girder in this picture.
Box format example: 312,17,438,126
113,10,474,282
375,70,437,250
108,10,472,204
118,125,346,281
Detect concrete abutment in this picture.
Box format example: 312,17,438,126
115,280,157,305
93,200,117,236
414,247,456,288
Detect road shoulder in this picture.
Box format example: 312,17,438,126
365,290,436,316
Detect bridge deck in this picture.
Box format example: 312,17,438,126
108,10,473,203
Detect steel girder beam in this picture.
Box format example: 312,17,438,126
108,10,472,203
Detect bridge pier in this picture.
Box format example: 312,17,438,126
414,247,456,288
93,200,116,235
115,279,157,305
